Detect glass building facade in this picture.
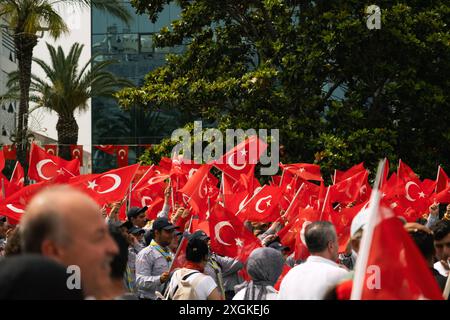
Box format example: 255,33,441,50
91,1,186,173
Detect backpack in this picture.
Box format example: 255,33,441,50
169,268,208,300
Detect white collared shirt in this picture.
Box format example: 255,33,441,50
278,255,349,300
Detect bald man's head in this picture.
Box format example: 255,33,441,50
21,186,100,253
20,185,118,298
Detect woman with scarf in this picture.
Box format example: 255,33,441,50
233,247,284,300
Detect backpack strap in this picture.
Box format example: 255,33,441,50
168,270,200,299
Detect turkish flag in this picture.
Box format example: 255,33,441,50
28,143,80,182
395,178,435,218
397,160,420,183
209,202,261,262
2,145,16,160
69,164,139,206
293,207,321,261
116,146,129,168
213,135,267,181
334,162,366,184
331,201,369,253
296,180,321,210
95,145,116,155
435,185,450,203
44,145,58,156
0,182,47,222
179,164,218,217
328,171,368,205
3,162,25,198
240,185,283,222
70,145,83,166
351,199,443,300
281,163,323,181
436,166,449,193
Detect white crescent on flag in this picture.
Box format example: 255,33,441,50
188,168,198,179
97,174,122,194
198,175,208,199
141,196,153,207
214,221,234,246
227,154,246,171
6,204,25,214
37,159,57,181
405,181,419,202
72,148,81,158
300,220,312,245
118,149,127,160
255,195,272,213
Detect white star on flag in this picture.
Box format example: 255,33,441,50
235,238,244,247
87,180,98,190
418,192,426,198
298,167,305,172
240,149,248,156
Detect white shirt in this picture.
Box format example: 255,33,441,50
434,261,449,277
233,285,278,300
278,255,349,300
167,269,217,300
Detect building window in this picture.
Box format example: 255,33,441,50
8,103,14,113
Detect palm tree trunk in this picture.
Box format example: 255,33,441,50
14,33,38,179
56,114,79,161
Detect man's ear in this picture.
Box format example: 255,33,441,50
41,239,64,260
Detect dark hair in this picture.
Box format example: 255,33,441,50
431,220,450,241
186,238,209,263
409,230,435,260
304,221,337,253
144,229,153,246
4,227,22,256
109,225,129,280
20,210,69,253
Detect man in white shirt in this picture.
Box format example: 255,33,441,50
431,220,450,277
278,221,348,300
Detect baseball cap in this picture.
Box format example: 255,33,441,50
267,241,290,252
126,206,148,220
186,230,210,242
151,217,178,232
129,226,145,235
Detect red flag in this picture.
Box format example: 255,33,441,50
95,145,116,155
28,143,80,182
281,163,323,181
435,185,450,203
0,182,47,222
0,148,5,172
44,145,58,156
328,171,368,204
69,164,139,206
240,185,283,222
70,145,83,166
330,201,369,253
351,193,443,300
209,203,261,262
397,160,420,183
334,162,366,184
116,146,129,168
179,164,218,217
2,145,16,160
3,162,25,197
213,135,267,181
293,207,321,260
436,166,449,193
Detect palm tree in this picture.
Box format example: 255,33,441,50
0,0,131,171
6,42,133,160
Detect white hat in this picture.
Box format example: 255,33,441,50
350,208,370,238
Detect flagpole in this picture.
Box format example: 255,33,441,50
279,166,286,187
443,269,450,300
169,177,175,209
132,164,153,192
1,178,5,200
350,159,386,300
435,165,441,193
221,172,226,208
234,185,266,217
397,159,401,177
10,161,18,181
319,186,331,221
284,183,305,219
333,169,337,185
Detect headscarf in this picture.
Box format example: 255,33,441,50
241,247,284,300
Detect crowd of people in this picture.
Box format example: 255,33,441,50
0,183,449,300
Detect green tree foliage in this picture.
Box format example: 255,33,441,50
116,0,450,179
